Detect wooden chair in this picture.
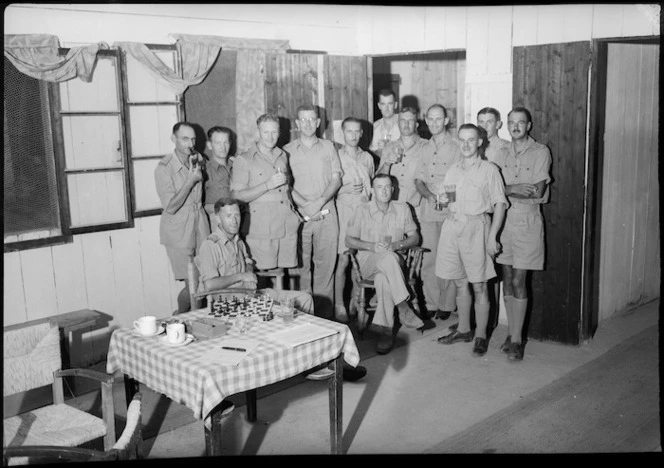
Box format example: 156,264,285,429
3,393,143,464
346,246,428,334
3,319,117,456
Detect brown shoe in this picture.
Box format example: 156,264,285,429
376,333,394,354
437,329,474,345
507,341,523,361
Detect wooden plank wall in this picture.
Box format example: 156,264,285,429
512,41,591,345
599,43,660,320
388,52,465,129
265,53,321,144
324,55,369,146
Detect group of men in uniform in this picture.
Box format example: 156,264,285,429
154,89,551,364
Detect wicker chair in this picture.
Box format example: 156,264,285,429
3,393,143,464
346,246,428,334
3,319,117,456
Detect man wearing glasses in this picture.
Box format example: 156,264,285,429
285,105,343,321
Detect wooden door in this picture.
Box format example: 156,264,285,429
512,41,592,344
597,42,660,320
186,52,369,152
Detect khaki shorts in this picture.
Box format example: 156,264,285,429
435,214,496,283
496,208,545,270
246,233,298,270
166,246,195,281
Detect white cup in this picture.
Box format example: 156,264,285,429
134,316,157,336
167,323,186,344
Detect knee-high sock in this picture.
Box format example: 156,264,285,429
512,297,528,343
503,295,514,337
456,295,473,333
474,301,490,339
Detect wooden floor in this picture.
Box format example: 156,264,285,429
427,325,661,453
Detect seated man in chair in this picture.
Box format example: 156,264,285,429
345,173,424,354
197,197,367,382
196,197,313,313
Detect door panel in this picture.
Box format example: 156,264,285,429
599,43,660,319
513,41,591,344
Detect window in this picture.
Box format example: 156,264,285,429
3,56,67,249
3,45,184,251
122,45,184,216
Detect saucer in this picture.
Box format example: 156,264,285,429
133,325,164,337
159,333,195,347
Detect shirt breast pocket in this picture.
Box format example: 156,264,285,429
465,182,483,202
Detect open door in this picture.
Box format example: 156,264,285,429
512,41,592,345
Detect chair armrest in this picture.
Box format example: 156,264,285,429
3,446,114,463
55,368,115,385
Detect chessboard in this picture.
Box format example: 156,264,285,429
208,294,276,322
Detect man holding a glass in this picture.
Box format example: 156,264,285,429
414,104,461,321
345,174,423,354
369,88,401,158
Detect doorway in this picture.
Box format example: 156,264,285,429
370,51,466,138
593,40,660,323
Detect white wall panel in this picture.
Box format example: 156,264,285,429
465,7,490,78
81,232,116,316
20,247,58,320
51,234,88,314
423,7,448,51
109,227,146,328
511,5,539,47
3,252,27,326
443,7,468,51
561,4,593,43
136,216,178,318
486,7,513,75
622,4,660,37
536,5,566,45
591,4,625,39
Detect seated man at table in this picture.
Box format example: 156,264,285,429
197,197,367,382
345,173,424,354
196,197,313,313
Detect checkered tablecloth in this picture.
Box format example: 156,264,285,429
106,309,360,428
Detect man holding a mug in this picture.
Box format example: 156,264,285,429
414,104,461,321
435,124,507,357
345,174,424,354
155,122,211,314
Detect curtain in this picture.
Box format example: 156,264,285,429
4,34,107,83
114,34,291,95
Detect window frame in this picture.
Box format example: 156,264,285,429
4,44,186,252
53,48,134,236
121,43,185,218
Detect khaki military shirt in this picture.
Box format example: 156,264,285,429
493,136,552,206
231,142,300,240
416,132,462,222
284,137,343,212
444,156,508,216
155,151,209,248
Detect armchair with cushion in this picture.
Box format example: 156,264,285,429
3,319,118,456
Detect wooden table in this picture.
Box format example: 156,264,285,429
106,308,360,455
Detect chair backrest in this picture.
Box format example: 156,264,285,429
3,319,61,397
